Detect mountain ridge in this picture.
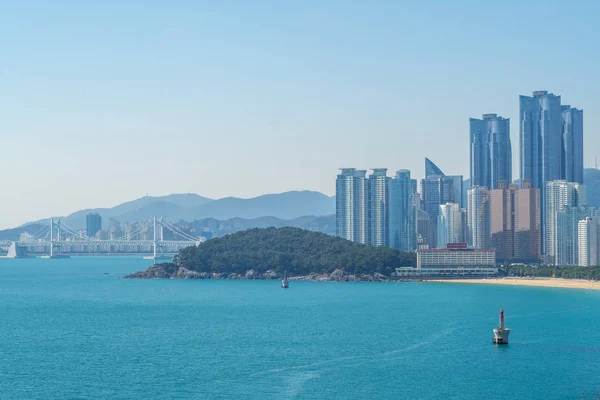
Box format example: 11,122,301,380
20,191,335,229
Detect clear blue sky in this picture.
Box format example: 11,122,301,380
1,0,599,228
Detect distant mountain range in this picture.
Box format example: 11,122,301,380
21,191,336,230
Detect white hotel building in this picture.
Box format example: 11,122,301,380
396,245,497,277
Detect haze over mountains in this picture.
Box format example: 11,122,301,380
23,191,336,229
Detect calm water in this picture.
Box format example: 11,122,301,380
1,257,599,399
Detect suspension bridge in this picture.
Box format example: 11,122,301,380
0,217,205,260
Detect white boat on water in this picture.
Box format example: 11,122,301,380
282,270,289,289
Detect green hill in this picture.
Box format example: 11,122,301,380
127,227,416,279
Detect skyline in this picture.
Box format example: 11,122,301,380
2,1,600,228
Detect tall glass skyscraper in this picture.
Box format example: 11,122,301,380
562,105,584,184
335,168,368,244
389,169,417,251
368,169,390,247
520,90,584,255
470,114,511,189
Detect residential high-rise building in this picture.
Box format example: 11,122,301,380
490,180,541,262
437,202,461,248
562,106,584,184
86,213,102,238
368,169,390,247
519,90,584,255
336,168,368,244
389,169,417,251
419,158,463,248
468,186,491,249
578,217,600,267
470,114,511,190
545,180,586,264
556,206,600,266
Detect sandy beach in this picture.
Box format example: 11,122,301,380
432,277,600,290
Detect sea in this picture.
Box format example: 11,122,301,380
0,257,599,400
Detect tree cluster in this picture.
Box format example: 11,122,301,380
502,265,600,280
173,227,416,276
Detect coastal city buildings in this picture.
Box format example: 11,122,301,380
545,180,586,264
336,169,368,244
578,217,600,267
467,186,491,250
85,213,102,238
470,114,511,189
334,89,587,266
555,205,600,266
490,180,541,262
519,91,584,254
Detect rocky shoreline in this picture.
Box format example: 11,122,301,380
123,263,392,282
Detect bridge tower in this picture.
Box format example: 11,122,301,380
41,218,70,259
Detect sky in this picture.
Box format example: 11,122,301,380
1,0,599,229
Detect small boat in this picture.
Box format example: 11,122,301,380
492,308,510,344
281,270,289,289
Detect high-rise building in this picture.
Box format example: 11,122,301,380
468,186,491,249
578,217,600,267
437,202,461,248
519,90,584,255
419,158,463,248
336,168,368,244
556,206,600,265
545,180,586,264
368,169,390,247
490,180,541,262
85,213,102,238
389,169,417,251
562,106,584,184
470,114,511,190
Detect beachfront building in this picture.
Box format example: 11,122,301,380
395,243,497,277
578,217,600,267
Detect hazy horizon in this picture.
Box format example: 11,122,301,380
2,1,599,228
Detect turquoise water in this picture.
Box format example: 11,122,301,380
1,257,599,399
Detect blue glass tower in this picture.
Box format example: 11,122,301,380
469,114,511,189
389,169,417,251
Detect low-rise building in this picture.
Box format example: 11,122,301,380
396,243,497,277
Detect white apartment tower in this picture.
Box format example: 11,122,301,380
578,217,599,267
468,186,491,249
545,180,586,264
